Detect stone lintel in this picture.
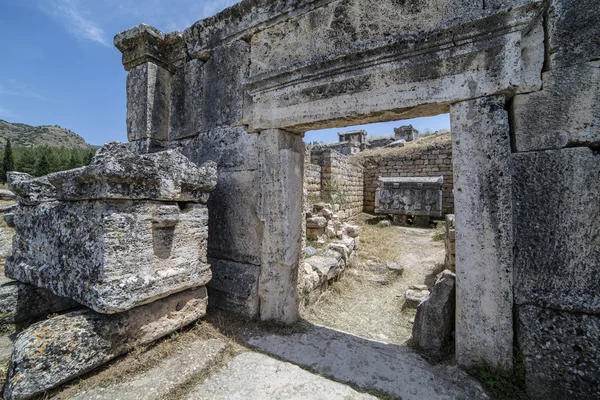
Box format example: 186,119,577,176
114,24,188,72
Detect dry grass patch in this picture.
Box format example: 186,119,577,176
302,213,445,345
49,319,244,400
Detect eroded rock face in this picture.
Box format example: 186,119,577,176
3,287,208,400
47,142,217,203
5,144,217,314
412,270,456,359
0,280,79,327
5,200,211,314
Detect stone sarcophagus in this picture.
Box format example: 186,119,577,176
4,143,218,314
375,177,444,218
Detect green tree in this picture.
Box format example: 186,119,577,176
2,139,14,183
67,152,81,169
35,153,51,177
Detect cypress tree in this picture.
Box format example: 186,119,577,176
2,139,14,183
35,153,51,177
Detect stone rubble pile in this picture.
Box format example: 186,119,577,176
2,143,217,400
300,203,361,305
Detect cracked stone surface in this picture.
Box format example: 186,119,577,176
70,339,227,400
247,325,488,400
186,352,376,400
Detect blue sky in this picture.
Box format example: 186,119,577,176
0,0,239,146
0,0,450,146
305,114,450,144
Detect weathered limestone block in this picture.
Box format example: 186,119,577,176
517,305,600,400
5,200,211,314
244,5,540,132
444,214,456,271
47,143,217,203
513,148,600,313
207,171,263,266
258,129,304,323
183,0,333,58
547,0,600,69
513,61,600,152
404,289,430,309
169,59,204,140
202,41,249,130
0,280,79,326
412,270,456,359
126,63,171,142
450,96,514,371
125,138,168,154
7,172,57,205
3,287,207,400
375,177,443,218
0,189,15,200
171,126,258,172
207,258,260,316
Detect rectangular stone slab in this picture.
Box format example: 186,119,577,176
3,287,208,400
5,200,211,314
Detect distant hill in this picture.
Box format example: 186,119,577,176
0,120,92,149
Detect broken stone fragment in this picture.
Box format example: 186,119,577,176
345,224,360,238
306,216,327,229
305,256,340,281
5,201,211,314
3,287,207,400
47,142,217,203
412,270,456,359
404,289,430,309
0,189,15,200
0,280,79,326
7,172,57,205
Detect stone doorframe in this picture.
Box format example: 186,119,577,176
116,1,545,374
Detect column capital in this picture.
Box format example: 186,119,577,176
114,24,188,72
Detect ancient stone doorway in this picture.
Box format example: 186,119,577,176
300,116,454,347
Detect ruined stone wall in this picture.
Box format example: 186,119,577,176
310,150,363,220
304,163,321,202
115,0,600,396
361,138,454,216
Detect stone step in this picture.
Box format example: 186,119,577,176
70,338,227,400
185,352,376,400
247,325,488,400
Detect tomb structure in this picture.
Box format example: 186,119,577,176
5,0,595,398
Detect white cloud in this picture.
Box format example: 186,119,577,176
39,0,239,46
42,0,110,46
0,78,51,102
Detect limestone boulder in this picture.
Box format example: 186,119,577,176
46,143,217,203
3,287,207,400
412,270,456,359
0,280,79,327
0,189,16,200
7,172,57,205
306,256,340,282
404,289,430,309
5,201,211,314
